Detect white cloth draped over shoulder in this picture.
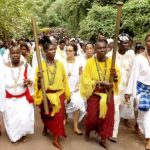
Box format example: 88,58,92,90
3,62,34,142
64,57,86,122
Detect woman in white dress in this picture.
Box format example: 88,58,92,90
125,34,150,150
65,43,86,135
3,46,34,143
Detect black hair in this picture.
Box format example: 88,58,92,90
59,39,66,45
20,43,29,51
135,42,145,54
96,39,108,46
68,43,78,56
38,35,51,46
85,42,95,49
43,42,53,52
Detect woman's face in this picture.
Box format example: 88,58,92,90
20,46,28,56
138,48,145,54
85,44,94,58
66,46,75,59
45,44,56,60
145,36,150,49
96,42,107,59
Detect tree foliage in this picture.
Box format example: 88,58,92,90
79,4,116,39
121,0,150,39
0,0,149,40
0,0,34,39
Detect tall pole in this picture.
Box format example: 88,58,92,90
31,17,49,114
108,1,123,102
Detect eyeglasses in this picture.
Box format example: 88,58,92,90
66,50,74,52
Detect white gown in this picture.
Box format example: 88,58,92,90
64,57,86,122
107,50,135,138
126,54,150,138
3,62,34,142
108,50,135,118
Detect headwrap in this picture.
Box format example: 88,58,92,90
118,33,130,42
107,38,114,44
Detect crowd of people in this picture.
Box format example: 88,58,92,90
0,32,150,150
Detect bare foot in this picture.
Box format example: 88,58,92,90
100,139,109,150
109,137,117,143
145,140,150,150
22,136,28,143
53,141,63,150
123,119,132,128
134,123,140,135
74,128,83,135
42,126,48,136
85,131,90,141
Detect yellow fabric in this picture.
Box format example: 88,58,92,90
80,57,120,119
80,57,120,99
94,92,108,119
34,60,70,116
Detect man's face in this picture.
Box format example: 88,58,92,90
45,44,57,59
119,40,129,51
10,48,21,64
96,42,107,59
59,43,66,50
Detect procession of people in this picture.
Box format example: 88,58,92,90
0,32,150,150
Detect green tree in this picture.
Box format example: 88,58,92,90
121,0,150,39
0,0,34,39
79,4,116,39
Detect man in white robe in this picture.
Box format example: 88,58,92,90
107,34,135,142
125,34,150,149
3,46,34,143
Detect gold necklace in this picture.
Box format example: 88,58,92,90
11,63,22,92
95,56,107,81
45,60,57,86
67,59,75,77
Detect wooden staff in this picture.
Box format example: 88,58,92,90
108,1,123,102
31,17,49,114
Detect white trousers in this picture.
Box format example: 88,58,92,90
137,110,150,138
112,94,135,138
112,103,120,138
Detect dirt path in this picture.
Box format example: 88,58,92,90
0,108,145,150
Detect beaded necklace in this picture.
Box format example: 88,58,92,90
95,56,107,81
67,59,75,77
45,60,57,86
11,63,22,92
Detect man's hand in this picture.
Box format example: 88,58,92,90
110,69,118,82
24,79,32,87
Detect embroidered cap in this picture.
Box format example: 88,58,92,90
118,33,130,42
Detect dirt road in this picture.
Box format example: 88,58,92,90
0,108,145,150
